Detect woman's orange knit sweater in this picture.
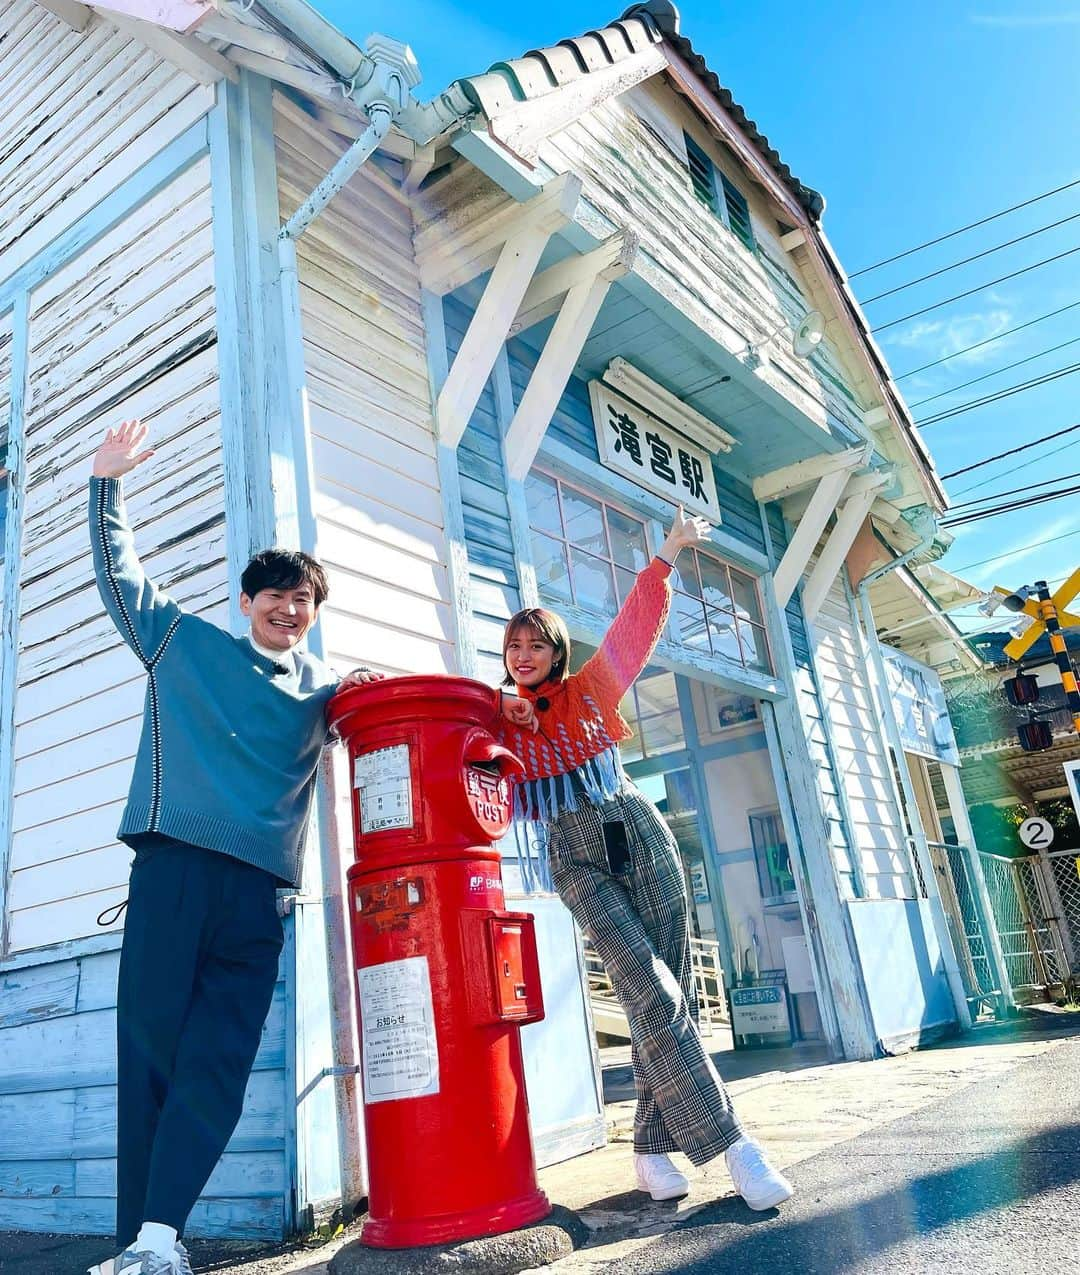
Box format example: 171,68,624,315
497,558,673,810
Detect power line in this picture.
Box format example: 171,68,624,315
945,527,1080,575
909,335,1080,408
942,481,1080,526
874,242,1080,334
849,175,1080,278
893,300,1080,380
952,434,1080,496
948,468,1080,511
861,210,1080,305
916,360,1080,428
940,422,1080,478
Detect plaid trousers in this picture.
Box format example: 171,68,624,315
547,783,743,1165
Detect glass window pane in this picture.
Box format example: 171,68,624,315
525,472,562,535
533,532,572,604
615,566,637,605
620,685,644,762
739,621,771,673
707,607,742,663
570,547,617,614
607,508,649,571
699,555,733,612
730,570,764,626
561,487,607,557
636,673,683,755
671,553,701,598
673,592,709,649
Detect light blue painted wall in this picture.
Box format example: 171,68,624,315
846,899,956,1049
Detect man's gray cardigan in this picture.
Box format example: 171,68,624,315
89,476,339,886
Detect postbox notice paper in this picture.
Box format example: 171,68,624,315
358,956,440,1103
353,743,413,834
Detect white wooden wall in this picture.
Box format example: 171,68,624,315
0,0,214,285
8,159,226,953
273,95,455,677
811,573,913,899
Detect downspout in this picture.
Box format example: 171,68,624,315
274,35,420,1217
854,511,974,1032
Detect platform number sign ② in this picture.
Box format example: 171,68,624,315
1018,816,1055,851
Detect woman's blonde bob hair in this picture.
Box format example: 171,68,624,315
501,608,572,687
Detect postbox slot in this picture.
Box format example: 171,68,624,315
488,914,544,1024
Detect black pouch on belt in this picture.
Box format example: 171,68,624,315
603,820,631,874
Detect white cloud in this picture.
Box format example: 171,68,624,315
888,306,1012,365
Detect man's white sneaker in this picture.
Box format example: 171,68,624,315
724,1135,793,1210
174,1242,194,1275
88,1249,182,1274
634,1152,690,1201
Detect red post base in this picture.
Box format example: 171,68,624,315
360,1187,552,1249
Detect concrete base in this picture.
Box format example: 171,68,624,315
327,1206,587,1275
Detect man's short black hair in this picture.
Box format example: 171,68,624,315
241,550,329,607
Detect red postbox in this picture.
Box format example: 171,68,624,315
327,675,551,1248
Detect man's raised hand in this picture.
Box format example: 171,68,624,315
92,420,155,479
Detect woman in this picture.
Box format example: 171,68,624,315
497,507,792,1209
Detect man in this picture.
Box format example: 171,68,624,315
87,420,379,1275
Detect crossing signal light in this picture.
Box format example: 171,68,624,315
1004,673,1040,706
1017,720,1053,752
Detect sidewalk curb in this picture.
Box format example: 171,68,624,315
327,1206,588,1275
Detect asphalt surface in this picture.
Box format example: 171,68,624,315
609,1028,1080,1275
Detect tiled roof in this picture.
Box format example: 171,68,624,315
454,0,824,220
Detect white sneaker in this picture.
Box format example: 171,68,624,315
634,1151,690,1201
88,1249,182,1274
725,1135,793,1210
174,1242,194,1275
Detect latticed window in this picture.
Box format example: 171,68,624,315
525,469,771,675
684,133,756,253
669,548,772,673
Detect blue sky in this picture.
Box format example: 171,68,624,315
316,0,1080,630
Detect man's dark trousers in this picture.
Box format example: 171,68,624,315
115,836,284,1245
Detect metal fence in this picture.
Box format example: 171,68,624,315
937,843,1078,1002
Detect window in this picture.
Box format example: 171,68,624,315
684,133,756,253
670,548,772,673
526,469,772,675
749,809,797,904
525,471,650,616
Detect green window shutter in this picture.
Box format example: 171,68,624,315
720,174,755,252
684,133,720,215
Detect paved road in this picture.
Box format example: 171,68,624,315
611,1029,1080,1275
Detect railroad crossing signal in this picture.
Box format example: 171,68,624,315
998,566,1080,661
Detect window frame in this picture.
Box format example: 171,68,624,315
683,131,757,254
526,468,773,678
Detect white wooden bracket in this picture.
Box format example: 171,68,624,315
435,224,554,449
503,233,638,481
509,230,639,336
429,174,585,449
416,171,581,298
34,0,92,29
752,444,871,505
801,472,891,621
106,12,238,83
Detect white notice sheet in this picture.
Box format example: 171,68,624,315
358,956,440,1103
353,742,413,834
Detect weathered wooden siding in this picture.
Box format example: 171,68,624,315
273,96,454,677
812,574,912,899
764,506,858,894
7,159,226,953
0,0,214,287
507,333,768,556
0,945,287,1236
532,81,868,438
